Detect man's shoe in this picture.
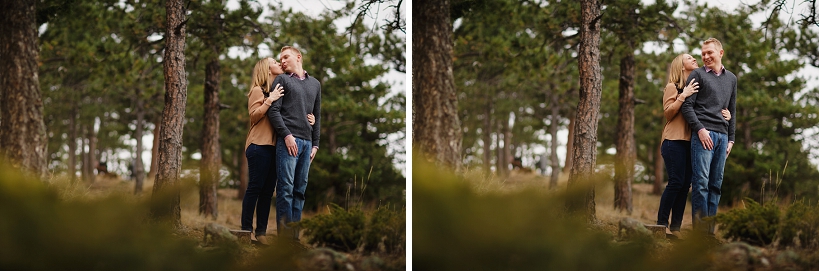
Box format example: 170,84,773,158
252,235,270,246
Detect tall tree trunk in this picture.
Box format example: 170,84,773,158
563,115,575,173
88,121,97,183
496,121,506,177
238,146,248,199
134,88,145,195
482,97,492,175
503,116,512,174
149,118,161,180
549,96,560,189
151,0,187,227
82,126,90,182
0,0,47,178
653,140,663,195
68,106,77,181
567,0,602,223
200,59,220,218
614,50,635,214
412,0,462,170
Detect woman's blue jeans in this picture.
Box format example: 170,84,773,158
657,139,692,231
241,144,276,236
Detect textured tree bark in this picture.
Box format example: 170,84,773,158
549,97,560,189
134,87,145,195
563,115,575,173
653,141,663,195
0,0,47,178
200,59,220,218
151,0,187,228
412,0,462,170
148,118,160,180
567,0,602,223
614,51,635,214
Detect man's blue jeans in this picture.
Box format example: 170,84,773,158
657,139,692,231
275,136,312,239
690,130,728,234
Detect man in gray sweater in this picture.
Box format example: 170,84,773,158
267,46,321,240
680,38,737,236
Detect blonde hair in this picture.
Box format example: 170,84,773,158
281,45,302,57
667,54,687,90
702,37,723,51
247,57,273,96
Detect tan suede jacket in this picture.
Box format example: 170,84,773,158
245,86,277,150
661,83,691,141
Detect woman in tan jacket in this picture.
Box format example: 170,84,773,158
242,57,313,245
656,53,730,238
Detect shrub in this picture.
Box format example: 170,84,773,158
778,200,819,248
300,203,366,252
717,198,780,246
363,205,405,254
300,203,406,254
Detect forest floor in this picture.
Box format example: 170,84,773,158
468,168,734,240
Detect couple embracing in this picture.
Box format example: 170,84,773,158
243,46,322,245
657,38,737,239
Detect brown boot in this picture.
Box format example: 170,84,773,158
253,235,270,246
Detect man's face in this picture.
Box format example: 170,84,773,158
268,58,284,76
701,43,723,70
280,49,300,73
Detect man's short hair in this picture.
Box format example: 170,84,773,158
702,38,723,51
281,46,302,56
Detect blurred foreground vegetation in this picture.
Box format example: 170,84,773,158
413,159,819,270
0,164,405,270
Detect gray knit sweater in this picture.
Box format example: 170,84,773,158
267,72,322,147
681,66,737,142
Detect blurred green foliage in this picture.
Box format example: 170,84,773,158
301,203,366,252
412,158,724,271
779,200,819,248
716,198,781,246
301,203,405,254
718,198,819,248
0,166,237,270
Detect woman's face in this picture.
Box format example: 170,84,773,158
268,58,284,76
683,54,699,71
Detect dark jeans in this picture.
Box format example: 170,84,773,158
241,144,276,236
657,139,692,231
275,136,312,240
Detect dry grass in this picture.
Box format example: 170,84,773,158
462,167,737,236
52,174,323,243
